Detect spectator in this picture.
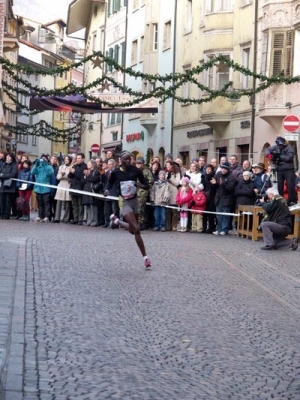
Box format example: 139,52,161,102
189,184,207,233
95,157,107,227
176,176,193,232
229,154,243,180
210,158,218,172
151,160,162,181
16,159,34,221
211,161,236,236
242,159,252,173
150,170,170,232
265,136,297,205
0,153,18,220
31,155,54,223
185,162,203,193
203,164,217,233
252,162,272,198
136,157,154,230
165,160,181,231
104,159,119,227
234,171,256,207
216,156,228,173
68,152,87,225
49,155,59,222
258,187,298,251
82,159,101,227
198,156,206,175
295,171,300,204
54,155,72,223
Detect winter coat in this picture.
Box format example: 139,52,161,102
234,179,256,206
68,162,87,197
50,164,59,197
204,172,216,205
166,171,181,204
253,172,271,194
82,169,101,206
137,166,154,199
261,195,292,229
55,164,72,202
17,168,34,191
176,186,193,209
214,170,236,207
150,180,170,205
31,161,54,194
189,191,207,214
265,144,295,172
0,161,18,193
230,163,243,180
105,168,119,197
185,170,203,192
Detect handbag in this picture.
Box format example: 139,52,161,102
92,181,103,193
3,179,13,187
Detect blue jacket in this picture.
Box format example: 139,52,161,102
17,168,34,190
31,160,54,194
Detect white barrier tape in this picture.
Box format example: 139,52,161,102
12,178,119,201
145,203,240,217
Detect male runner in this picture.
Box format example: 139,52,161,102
104,151,151,268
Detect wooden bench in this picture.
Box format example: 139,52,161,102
237,205,300,241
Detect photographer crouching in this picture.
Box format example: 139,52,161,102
258,187,298,251
265,136,297,206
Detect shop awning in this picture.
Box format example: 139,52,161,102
29,95,158,114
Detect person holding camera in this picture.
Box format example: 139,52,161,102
258,187,298,251
31,154,54,223
265,137,296,206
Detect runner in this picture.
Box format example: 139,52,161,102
104,150,152,269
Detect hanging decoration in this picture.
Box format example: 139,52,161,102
0,51,298,142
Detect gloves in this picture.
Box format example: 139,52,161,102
190,200,196,207
266,154,273,161
166,172,171,180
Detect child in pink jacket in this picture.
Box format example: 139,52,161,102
189,184,207,232
176,177,193,232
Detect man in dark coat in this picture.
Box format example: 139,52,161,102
0,152,18,219
68,152,87,225
211,161,236,235
259,187,298,251
265,136,296,205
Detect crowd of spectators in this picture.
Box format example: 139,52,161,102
0,147,299,237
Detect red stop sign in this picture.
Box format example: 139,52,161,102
91,143,100,152
283,115,300,132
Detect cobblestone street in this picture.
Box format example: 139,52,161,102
1,218,300,399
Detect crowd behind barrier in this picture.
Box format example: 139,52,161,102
0,148,300,238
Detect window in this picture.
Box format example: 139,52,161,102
131,39,138,65
184,0,192,34
100,28,105,53
152,24,158,51
114,44,120,63
261,32,268,75
92,32,97,52
163,21,171,50
271,30,294,77
241,0,251,6
205,54,231,90
112,131,118,141
241,48,250,88
140,35,144,61
206,0,233,13
17,133,28,144
182,68,191,104
32,135,37,146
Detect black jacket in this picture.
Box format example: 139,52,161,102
68,162,87,196
234,179,256,206
214,170,236,207
262,195,292,229
265,144,295,171
0,161,18,193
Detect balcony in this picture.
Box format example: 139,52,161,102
139,113,158,129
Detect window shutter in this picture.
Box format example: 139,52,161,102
261,32,268,75
105,51,109,73
285,30,294,77
114,44,120,63
109,48,114,71
121,42,126,66
108,0,111,17
272,33,284,75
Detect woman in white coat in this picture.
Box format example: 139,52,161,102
185,162,203,193
54,156,72,223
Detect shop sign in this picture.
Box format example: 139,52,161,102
240,120,250,129
126,131,145,142
187,128,213,138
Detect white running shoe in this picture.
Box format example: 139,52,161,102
42,217,49,223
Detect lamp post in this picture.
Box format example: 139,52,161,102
250,0,259,162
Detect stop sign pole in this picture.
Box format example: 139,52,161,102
282,115,300,132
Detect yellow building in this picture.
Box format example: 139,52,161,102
173,0,256,167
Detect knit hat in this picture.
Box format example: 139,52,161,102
158,170,166,177
165,153,173,159
220,161,230,169
243,171,252,177
181,176,190,184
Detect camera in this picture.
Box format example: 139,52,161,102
255,193,268,205
271,149,281,164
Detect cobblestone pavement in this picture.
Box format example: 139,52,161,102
1,217,300,399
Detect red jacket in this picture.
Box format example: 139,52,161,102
189,191,207,214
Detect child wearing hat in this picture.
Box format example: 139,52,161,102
176,176,193,232
189,184,207,232
150,170,170,231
